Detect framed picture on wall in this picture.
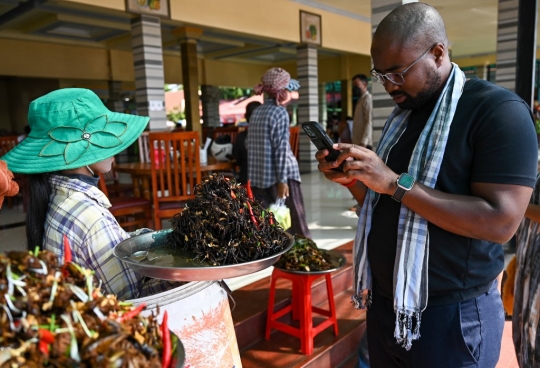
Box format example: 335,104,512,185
299,10,322,46
126,0,170,18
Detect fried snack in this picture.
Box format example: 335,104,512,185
275,236,335,272
166,174,290,266
0,249,175,367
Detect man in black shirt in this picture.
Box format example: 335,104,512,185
315,3,537,368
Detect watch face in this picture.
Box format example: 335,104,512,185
398,174,415,189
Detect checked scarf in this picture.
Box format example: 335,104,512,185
351,64,466,350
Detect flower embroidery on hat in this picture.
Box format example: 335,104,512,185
39,114,128,165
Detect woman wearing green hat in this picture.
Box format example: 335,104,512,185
1,88,174,300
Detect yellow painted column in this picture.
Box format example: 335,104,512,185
340,55,353,121
173,26,203,139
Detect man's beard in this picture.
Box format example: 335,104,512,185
391,67,441,110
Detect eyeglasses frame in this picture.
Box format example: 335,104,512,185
370,43,439,85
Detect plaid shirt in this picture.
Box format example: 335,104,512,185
43,175,173,300
247,99,301,188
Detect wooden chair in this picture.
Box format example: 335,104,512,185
212,126,239,144
0,135,19,155
98,172,152,231
138,132,151,163
289,126,300,159
149,131,201,230
101,164,133,197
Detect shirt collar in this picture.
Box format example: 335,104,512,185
63,173,100,187
49,174,112,209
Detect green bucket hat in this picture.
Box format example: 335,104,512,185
2,88,149,174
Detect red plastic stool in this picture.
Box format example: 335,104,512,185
265,268,339,355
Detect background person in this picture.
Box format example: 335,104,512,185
233,100,261,185
351,74,373,150
248,67,311,238
315,3,537,367
2,88,175,300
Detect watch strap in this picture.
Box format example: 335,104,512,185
392,185,408,202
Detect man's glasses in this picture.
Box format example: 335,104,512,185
370,44,438,85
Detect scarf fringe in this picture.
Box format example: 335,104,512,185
394,309,422,351
351,290,372,310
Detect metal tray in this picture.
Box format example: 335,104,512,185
274,249,347,275
113,229,294,281
172,336,185,368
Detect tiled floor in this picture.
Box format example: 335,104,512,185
0,170,520,366
497,321,518,368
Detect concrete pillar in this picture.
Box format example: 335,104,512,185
297,44,319,173
514,0,537,108
341,78,352,121
495,0,519,91
131,15,167,131
340,55,353,122
173,26,203,140
201,85,221,128
319,83,327,131
106,81,125,113
371,0,418,147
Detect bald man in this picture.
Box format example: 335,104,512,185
315,3,537,368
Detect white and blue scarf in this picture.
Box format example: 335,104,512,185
351,64,466,350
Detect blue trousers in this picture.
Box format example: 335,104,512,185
366,281,504,368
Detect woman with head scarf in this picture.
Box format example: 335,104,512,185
248,68,311,238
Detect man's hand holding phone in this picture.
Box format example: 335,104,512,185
314,145,354,184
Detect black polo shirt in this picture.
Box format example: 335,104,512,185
368,78,538,306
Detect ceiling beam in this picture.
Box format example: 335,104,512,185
204,44,261,59
55,13,130,31
0,0,44,28
199,35,245,47
213,46,296,60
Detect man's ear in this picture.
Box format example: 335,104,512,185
432,44,446,64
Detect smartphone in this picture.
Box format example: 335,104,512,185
301,121,344,171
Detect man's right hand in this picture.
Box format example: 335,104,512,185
315,148,355,185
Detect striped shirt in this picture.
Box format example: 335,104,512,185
247,99,301,188
43,175,173,300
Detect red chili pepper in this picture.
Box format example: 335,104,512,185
269,216,274,225
117,303,146,323
246,180,254,200
63,234,72,264
161,311,171,368
38,329,54,356
230,190,236,199
246,202,259,229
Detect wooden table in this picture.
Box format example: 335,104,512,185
114,157,234,200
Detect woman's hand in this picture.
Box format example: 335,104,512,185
278,182,289,198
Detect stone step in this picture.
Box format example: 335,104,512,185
231,241,366,367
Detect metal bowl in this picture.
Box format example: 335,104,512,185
113,229,294,281
171,334,185,368
274,249,347,275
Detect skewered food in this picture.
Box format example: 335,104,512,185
0,248,177,367
166,174,290,266
275,236,336,272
